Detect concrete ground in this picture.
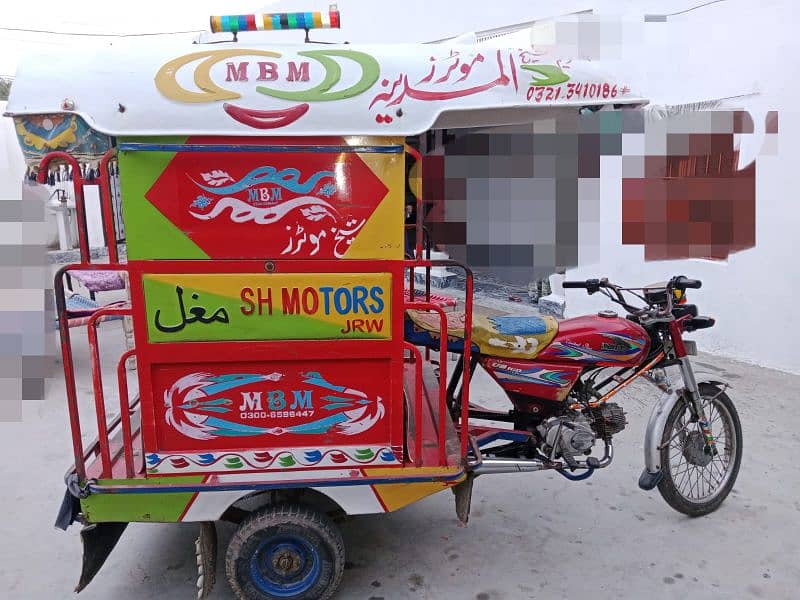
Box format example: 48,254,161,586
1,318,798,600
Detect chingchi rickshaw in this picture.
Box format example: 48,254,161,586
5,6,742,599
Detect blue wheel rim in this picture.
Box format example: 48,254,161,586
249,534,321,597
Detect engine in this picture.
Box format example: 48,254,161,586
536,403,627,466
590,402,627,440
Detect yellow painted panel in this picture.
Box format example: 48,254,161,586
143,272,392,342
372,480,454,512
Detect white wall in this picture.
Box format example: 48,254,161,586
563,1,800,374
0,102,25,198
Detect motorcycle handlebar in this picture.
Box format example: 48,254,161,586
562,275,703,318
673,276,702,290
563,279,607,294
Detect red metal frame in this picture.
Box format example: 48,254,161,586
116,348,138,479
669,315,692,358
403,259,473,460
37,148,121,265
37,152,90,262
87,306,132,478
98,148,120,264
54,263,132,481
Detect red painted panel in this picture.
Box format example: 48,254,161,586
145,147,389,259
151,359,393,452
125,259,408,457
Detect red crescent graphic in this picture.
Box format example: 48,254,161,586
223,102,310,129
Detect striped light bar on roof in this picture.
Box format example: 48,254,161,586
210,5,340,33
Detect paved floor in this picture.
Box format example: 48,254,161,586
1,319,798,599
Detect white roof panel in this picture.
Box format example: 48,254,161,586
5,39,646,136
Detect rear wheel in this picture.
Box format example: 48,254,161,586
225,504,345,600
657,383,742,517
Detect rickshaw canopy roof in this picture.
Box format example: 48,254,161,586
6,39,647,137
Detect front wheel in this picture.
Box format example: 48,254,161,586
225,504,345,600
657,383,742,517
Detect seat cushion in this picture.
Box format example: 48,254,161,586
69,270,126,292
405,309,558,359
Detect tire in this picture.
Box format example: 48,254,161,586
225,504,345,600
657,383,742,517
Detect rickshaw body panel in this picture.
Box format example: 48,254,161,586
78,468,465,523
115,138,410,480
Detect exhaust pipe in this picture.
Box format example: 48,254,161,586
471,457,549,475
470,442,614,477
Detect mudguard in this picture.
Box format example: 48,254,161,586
639,371,729,490
75,522,128,592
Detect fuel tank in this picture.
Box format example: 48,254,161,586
536,313,650,367
481,312,650,406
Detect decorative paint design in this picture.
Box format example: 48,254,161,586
488,315,549,336
80,470,464,523
164,371,385,440
152,360,393,451
369,49,516,123
210,9,340,34
405,308,558,360
186,163,367,257
547,333,646,362
222,102,310,129
256,50,380,102
486,361,572,387
145,447,399,474
133,144,402,260
369,50,628,121
155,49,379,128
522,63,571,87
482,357,582,401
155,49,281,103
195,165,334,195
143,272,391,342
151,46,633,131
13,114,112,166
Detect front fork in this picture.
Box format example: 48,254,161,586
670,320,717,453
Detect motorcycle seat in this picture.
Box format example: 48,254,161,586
404,308,558,359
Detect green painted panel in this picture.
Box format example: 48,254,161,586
81,476,204,523
118,136,208,260
143,277,352,342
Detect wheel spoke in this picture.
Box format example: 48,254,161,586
698,466,718,492
710,454,728,480
685,467,697,499
675,461,692,492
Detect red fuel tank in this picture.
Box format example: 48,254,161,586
536,313,650,367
